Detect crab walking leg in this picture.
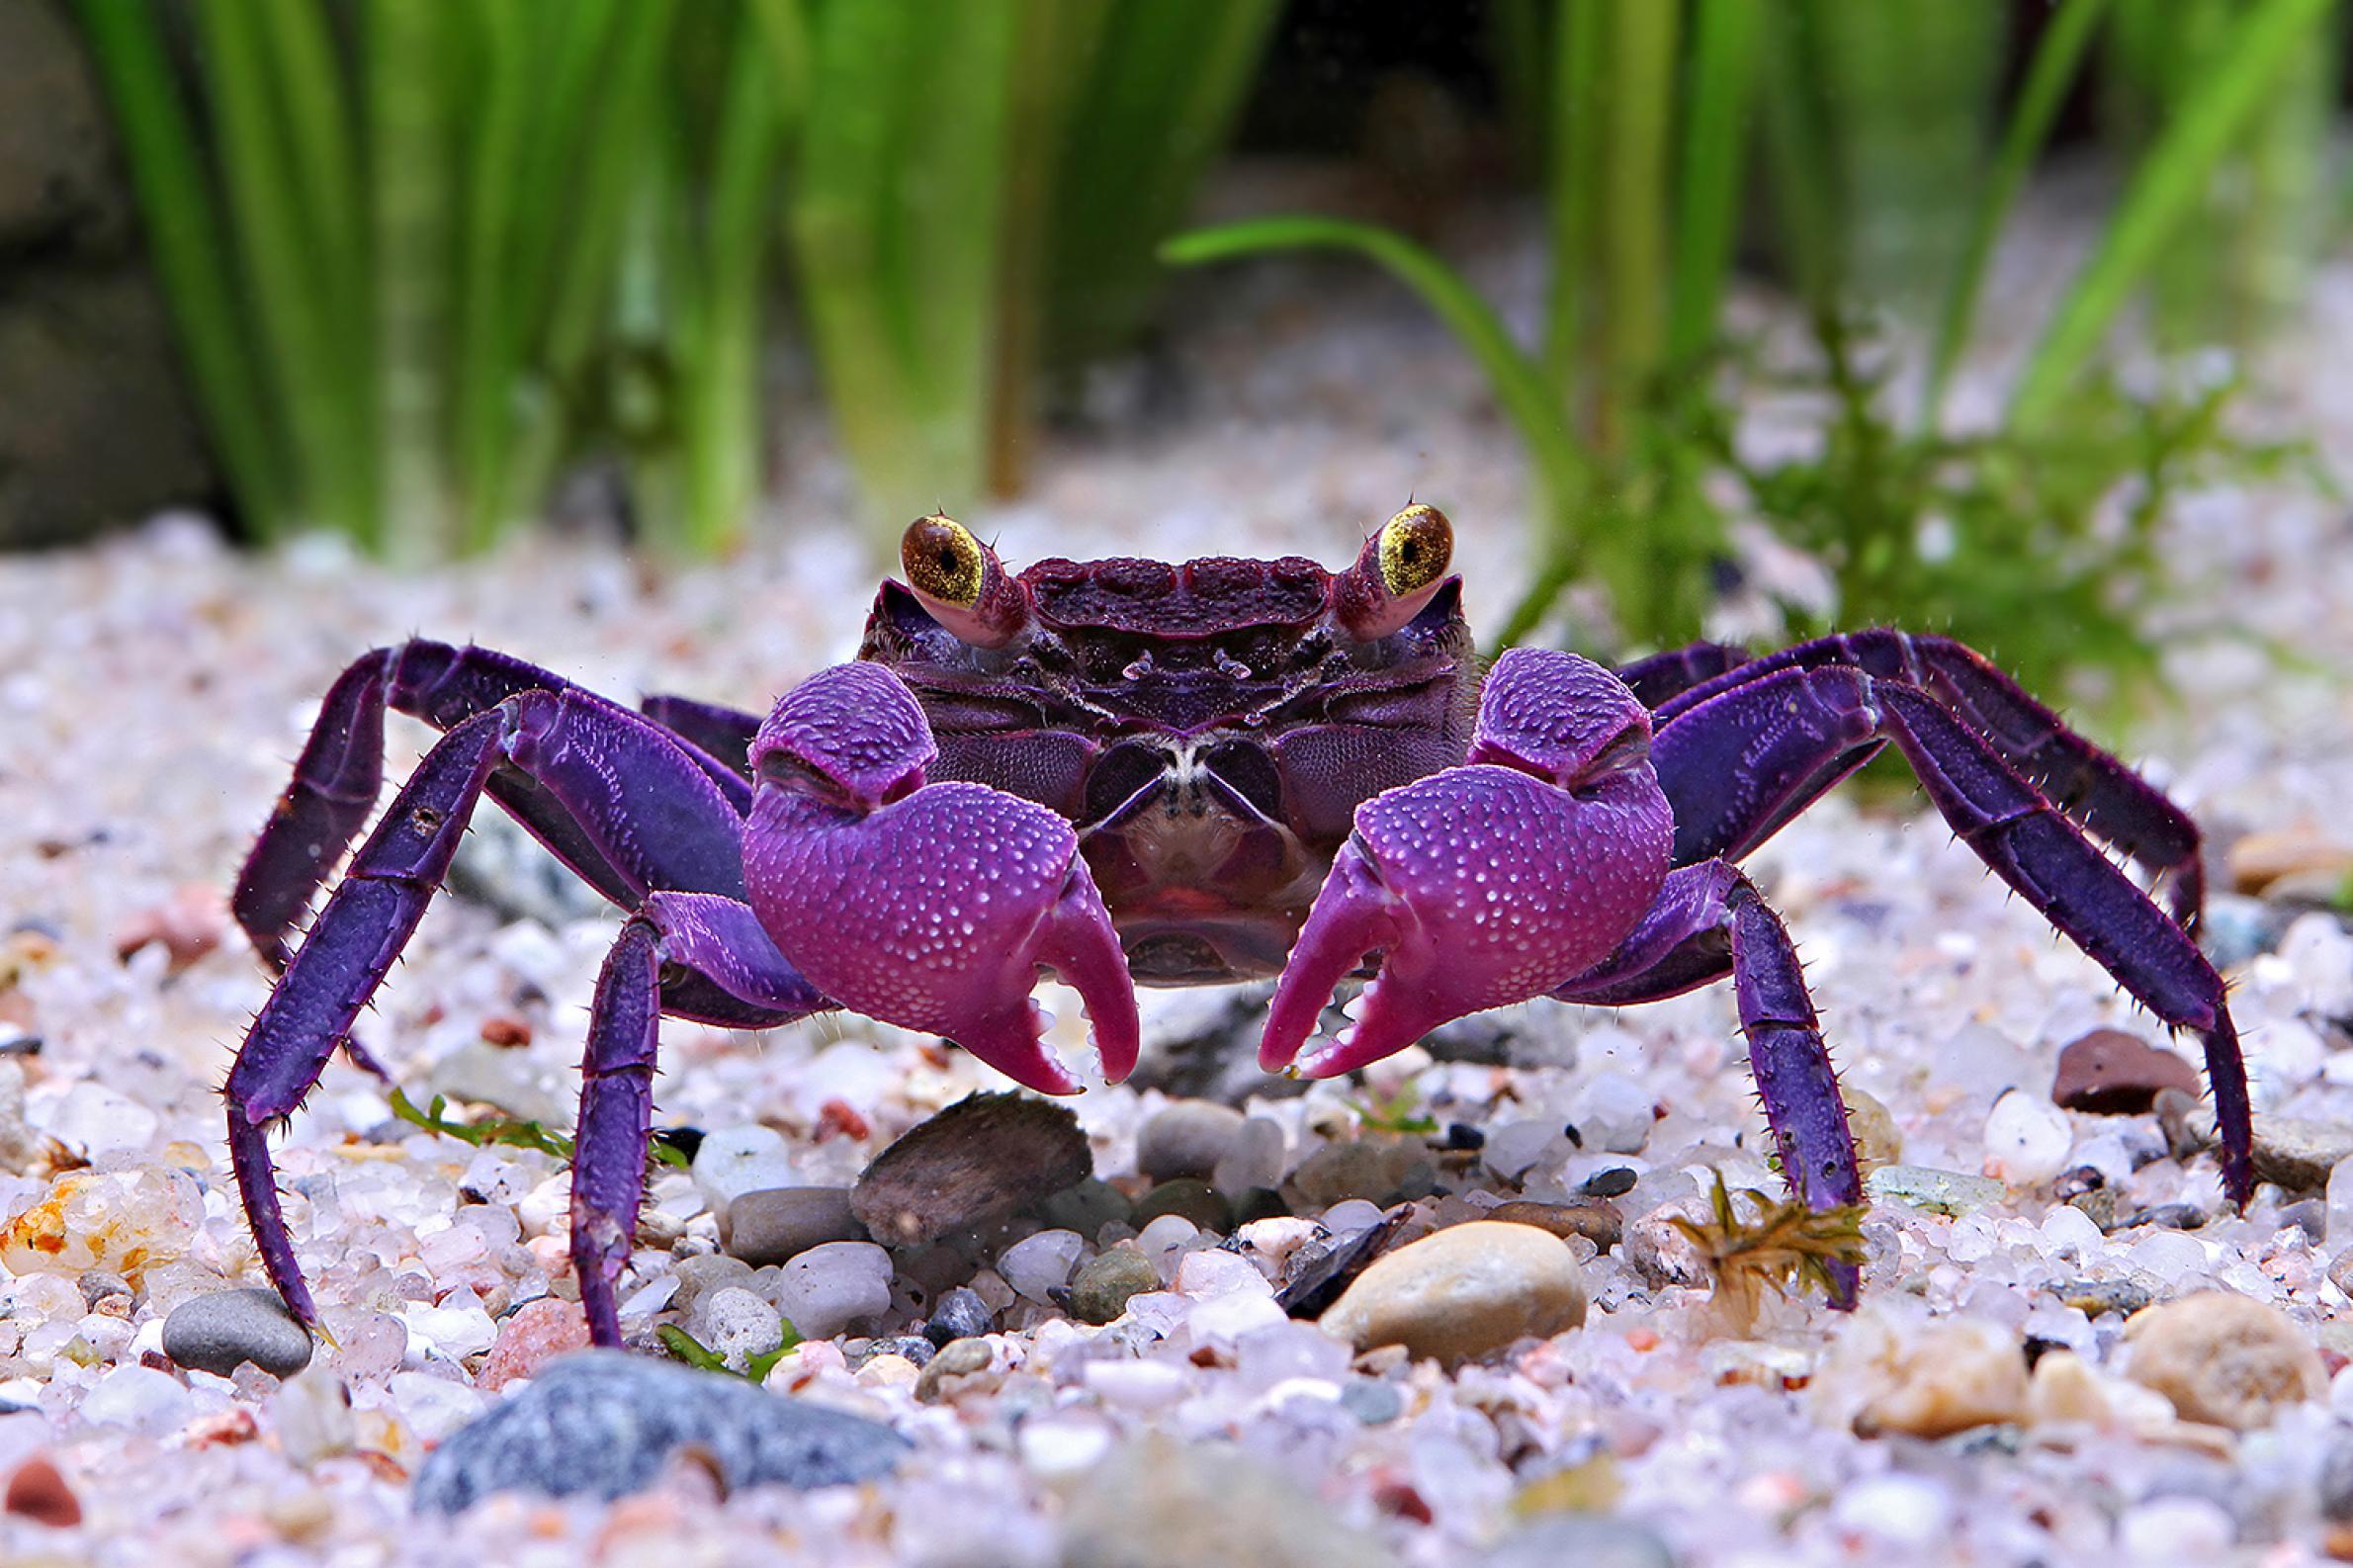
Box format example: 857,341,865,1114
1613,640,1752,709
225,696,794,1327
235,642,754,967
1653,663,2253,1204
742,663,1141,1093
639,693,762,778
572,893,825,1344
1261,650,1674,1078
1654,629,2208,927
1556,861,1863,1306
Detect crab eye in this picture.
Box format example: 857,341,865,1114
902,514,985,609
1378,504,1452,599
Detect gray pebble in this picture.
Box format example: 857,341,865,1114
1339,1377,1403,1426
922,1286,996,1348
1068,1246,1162,1325
861,1335,935,1368
161,1288,314,1379
2321,1434,2353,1524
1036,1177,1133,1240
852,1092,1090,1247
720,1186,866,1266
1136,1099,1247,1181
413,1350,908,1512
1478,1516,1677,1568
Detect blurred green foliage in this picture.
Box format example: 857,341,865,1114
63,0,2347,713
1170,0,2336,711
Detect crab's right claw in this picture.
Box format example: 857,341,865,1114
742,664,1139,1095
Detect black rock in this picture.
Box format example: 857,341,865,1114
412,1351,908,1513
921,1286,996,1348
1277,1210,1406,1320
852,1092,1091,1248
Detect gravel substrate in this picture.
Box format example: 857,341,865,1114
4,187,2353,1567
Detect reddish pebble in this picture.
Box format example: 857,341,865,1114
476,1297,592,1391
816,1098,871,1142
5,1455,80,1527
113,884,227,972
2051,1029,2202,1115
479,1014,534,1048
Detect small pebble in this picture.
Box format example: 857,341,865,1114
4,1456,80,1528
414,1351,908,1511
1068,1246,1162,1325
1136,1099,1247,1181
693,1285,786,1370
771,1241,893,1340
162,1288,314,1379
1816,1311,2029,1438
915,1338,997,1404
477,1298,592,1392
1060,1435,1397,1568
1482,1200,1621,1252
719,1185,865,1265
1477,1516,1672,1568
1338,1378,1403,1426
999,1228,1086,1303
922,1286,996,1347
2123,1291,2325,1430
1132,1176,1231,1232
1982,1089,2073,1188
1318,1220,1586,1365
1284,1140,1427,1208
691,1125,798,1215
2050,1029,2201,1114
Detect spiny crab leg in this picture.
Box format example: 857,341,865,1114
743,663,1140,1092
1262,650,1675,1078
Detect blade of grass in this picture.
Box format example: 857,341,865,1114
369,0,453,562
1921,0,2108,426
2011,0,2337,425
68,0,290,535
195,0,372,544
1666,0,1763,368
1046,0,1278,370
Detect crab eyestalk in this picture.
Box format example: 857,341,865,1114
900,514,1032,649
1335,503,1456,640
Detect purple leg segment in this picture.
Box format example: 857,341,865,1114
233,642,757,967
639,693,761,778
225,683,822,1334
1614,640,1751,709
1654,629,2206,926
1558,861,1863,1305
1653,660,2251,1203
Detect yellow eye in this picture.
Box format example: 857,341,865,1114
1378,504,1452,598
901,514,985,608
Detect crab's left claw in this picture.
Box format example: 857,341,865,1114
1263,650,1677,1080
743,665,1139,1094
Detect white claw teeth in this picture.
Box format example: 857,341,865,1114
1341,995,1369,1022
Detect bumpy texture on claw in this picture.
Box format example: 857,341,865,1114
744,665,1139,1093
1262,650,1674,1077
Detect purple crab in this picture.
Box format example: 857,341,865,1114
225,506,2248,1345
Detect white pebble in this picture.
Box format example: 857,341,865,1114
1084,1358,1187,1411
772,1240,892,1339
1174,1248,1271,1300
1831,1474,1953,1546
1018,1417,1112,1478
692,1125,798,1213
2117,1497,2233,1559
1320,1199,1386,1235
697,1285,786,1367
1000,1229,1086,1303
1982,1089,2072,1187
1187,1291,1288,1345
77,1364,193,1435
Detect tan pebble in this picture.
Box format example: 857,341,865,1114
2027,1350,2110,1427
264,1488,335,1541
859,1352,920,1388
2227,830,2353,895
1842,1089,1903,1172
1814,1309,2028,1437
2124,1291,2324,1430
1624,1205,1709,1288
1319,1220,1585,1366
